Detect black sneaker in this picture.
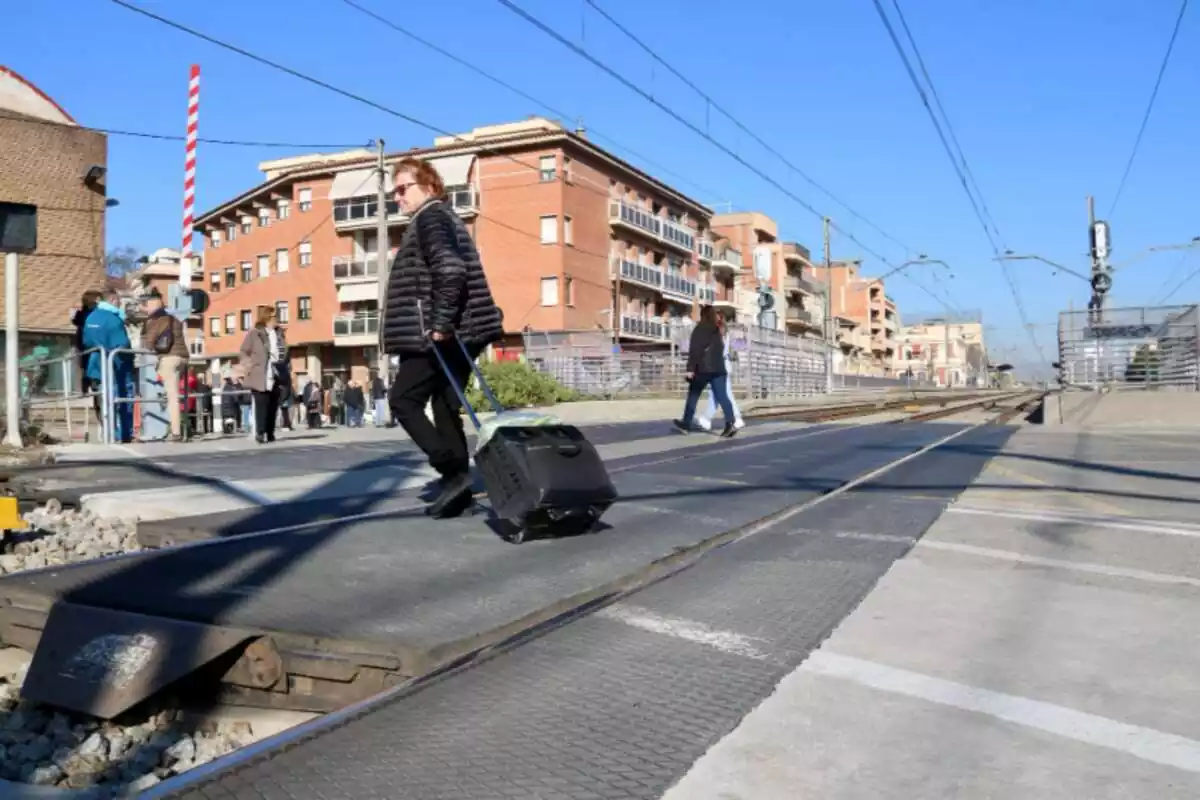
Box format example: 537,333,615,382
426,471,474,519
672,419,691,434
719,423,738,438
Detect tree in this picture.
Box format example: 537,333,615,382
105,246,143,277
1124,345,1160,384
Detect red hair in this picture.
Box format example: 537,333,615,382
396,157,445,198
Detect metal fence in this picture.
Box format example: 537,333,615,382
1058,304,1200,391
522,324,832,400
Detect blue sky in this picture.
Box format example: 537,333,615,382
8,0,1198,373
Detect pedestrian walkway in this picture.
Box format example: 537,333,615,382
662,426,1200,799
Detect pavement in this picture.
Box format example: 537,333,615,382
1051,388,1198,430
662,425,1200,799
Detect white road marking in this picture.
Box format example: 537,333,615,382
802,651,1200,773
834,531,918,545
947,505,1200,539
596,605,770,660
914,540,1200,588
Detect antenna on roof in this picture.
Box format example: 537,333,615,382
574,117,586,137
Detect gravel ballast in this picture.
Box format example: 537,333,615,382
0,500,140,575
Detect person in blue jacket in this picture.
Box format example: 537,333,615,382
82,290,134,443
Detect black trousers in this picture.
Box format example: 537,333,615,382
252,385,281,437
389,342,479,478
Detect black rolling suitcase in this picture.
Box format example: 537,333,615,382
431,338,619,544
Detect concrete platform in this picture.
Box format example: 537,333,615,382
664,426,1200,799
1052,389,1199,430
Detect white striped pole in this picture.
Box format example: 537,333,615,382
181,64,199,290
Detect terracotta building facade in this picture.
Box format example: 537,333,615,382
193,117,716,386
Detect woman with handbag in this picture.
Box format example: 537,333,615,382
239,306,287,444
674,305,738,438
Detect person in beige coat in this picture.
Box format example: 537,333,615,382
239,306,287,444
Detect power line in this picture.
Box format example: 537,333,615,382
868,0,1046,364
491,0,955,299
580,0,917,256
0,110,363,149
1158,252,1200,304
1107,0,1190,219
334,0,725,205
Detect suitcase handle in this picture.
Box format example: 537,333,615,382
417,300,503,432
557,443,583,457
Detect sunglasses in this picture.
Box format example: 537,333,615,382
393,182,416,196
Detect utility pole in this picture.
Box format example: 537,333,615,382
375,139,389,379
944,317,951,388
822,216,833,393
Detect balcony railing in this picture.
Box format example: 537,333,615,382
698,239,715,262
698,283,716,304
332,256,380,283
786,308,814,325
333,313,379,337
784,273,822,295
333,196,404,228
613,258,663,291
712,247,743,272
608,200,694,254
446,185,478,215
620,315,668,341
662,270,696,301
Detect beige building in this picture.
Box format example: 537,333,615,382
893,319,987,387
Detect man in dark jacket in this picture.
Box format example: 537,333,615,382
382,156,503,518
675,305,737,438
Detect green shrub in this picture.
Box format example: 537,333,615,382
465,360,578,410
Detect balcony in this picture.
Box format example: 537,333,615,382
333,312,379,346
332,256,380,284
698,238,715,263
711,247,743,277
333,196,406,231
620,315,669,342
784,272,822,296
612,258,663,292
446,184,478,217
698,282,716,304
609,200,694,255
662,270,696,304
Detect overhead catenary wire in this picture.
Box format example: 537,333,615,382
1157,252,1200,304
1107,0,1191,219
580,0,917,257
868,0,1047,364
108,0,958,327
334,0,727,206
0,110,364,150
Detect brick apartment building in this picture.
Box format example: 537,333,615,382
822,259,899,376
0,66,108,371
193,117,719,386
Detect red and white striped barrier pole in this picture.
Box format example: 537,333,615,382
181,64,199,290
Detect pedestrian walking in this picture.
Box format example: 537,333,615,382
382,155,504,518
238,306,286,444
674,305,738,438
344,380,366,427
369,371,389,427
695,314,744,433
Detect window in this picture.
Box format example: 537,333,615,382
563,215,573,246
276,301,290,324
540,277,558,306
277,199,291,220
209,272,220,292
225,224,236,242
538,155,555,182
240,310,251,331
224,268,236,289
276,248,289,272
240,216,253,235
564,276,574,307
224,313,235,334
257,255,270,278
298,188,312,212
240,262,252,283
539,215,557,245
210,230,222,248
208,317,220,337
298,296,312,320
258,209,270,228
298,241,312,267
563,156,573,182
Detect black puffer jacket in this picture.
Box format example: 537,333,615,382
686,320,726,376
382,199,504,354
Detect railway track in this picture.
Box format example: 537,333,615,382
0,394,1042,796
